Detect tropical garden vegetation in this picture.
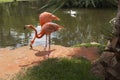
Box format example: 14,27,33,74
0,0,118,80
14,58,101,80
39,0,118,9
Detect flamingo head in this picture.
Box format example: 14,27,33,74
24,25,34,30
51,14,60,21
39,12,60,26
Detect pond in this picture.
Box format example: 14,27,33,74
0,1,117,48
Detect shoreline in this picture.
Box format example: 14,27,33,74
0,45,100,80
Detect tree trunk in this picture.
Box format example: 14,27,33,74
91,0,120,80
115,0,120,36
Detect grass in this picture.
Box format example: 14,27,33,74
0,0,13,3
73,42,106,54
73,42,106,48
0,0,35,3
14,58,101,80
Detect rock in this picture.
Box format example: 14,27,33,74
91,51,120,80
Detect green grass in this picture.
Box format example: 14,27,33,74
0,0,13,3
72,42,105,48
73,42,106,54
14,58,101,80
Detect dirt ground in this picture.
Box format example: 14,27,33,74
0,45,100,80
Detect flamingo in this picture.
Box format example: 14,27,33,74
24,22,64,55
29,12,60,49
39,12,60,26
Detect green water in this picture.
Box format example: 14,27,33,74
0,1,117,48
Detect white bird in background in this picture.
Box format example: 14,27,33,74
67,10,77,17
109,17,116,25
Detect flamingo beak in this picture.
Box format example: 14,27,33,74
55,17,60,21
58,26,64,29
24,25,29,30
52,15,60,21
24,26,26,30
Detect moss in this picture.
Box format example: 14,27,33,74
73,42,106,54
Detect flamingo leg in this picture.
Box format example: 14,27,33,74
30,36,36,49
48,34,51,56
44,35,48,50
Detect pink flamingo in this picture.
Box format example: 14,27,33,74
29,12,60,49
39,12,60,26
25,22,64,55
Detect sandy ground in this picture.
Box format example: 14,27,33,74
0,45,100,80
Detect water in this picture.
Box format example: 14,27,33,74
0,1,117,48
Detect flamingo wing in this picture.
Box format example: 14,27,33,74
41,22,63,34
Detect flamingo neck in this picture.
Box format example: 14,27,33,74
37,32,45,38
30,27,38,38
30,26,44,38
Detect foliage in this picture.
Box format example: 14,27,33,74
14,58,101,80
0,0,13,3
73,42,106,54
73,42,105,47
39,0,118,9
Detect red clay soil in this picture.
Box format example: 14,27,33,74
0,45,100,80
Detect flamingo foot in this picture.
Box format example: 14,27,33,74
47,50,51,58
45,53,50,59
43,47,47,51
30,44,33,49
48,53,50,58
29,40,34,49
